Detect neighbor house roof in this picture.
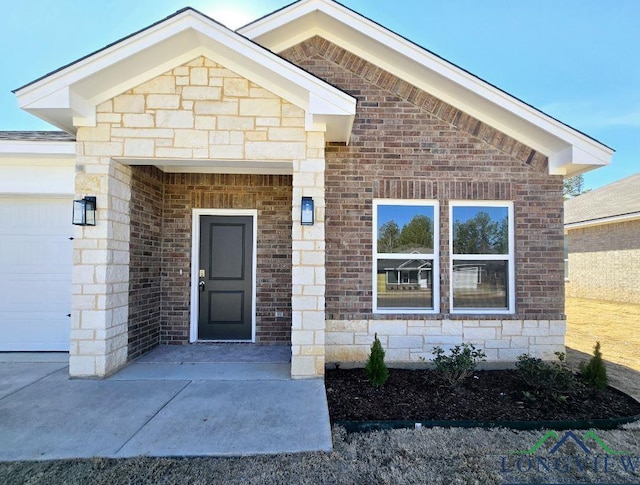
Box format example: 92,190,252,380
0,131,75,142
565,173,640,229
239,0,613,176
13,6,356,143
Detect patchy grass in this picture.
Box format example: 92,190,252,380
1,427,639,484
566,297,640,372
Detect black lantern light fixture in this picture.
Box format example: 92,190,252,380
72,196,97,226
301,196,314,225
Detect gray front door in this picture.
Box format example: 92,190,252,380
198,215,253,340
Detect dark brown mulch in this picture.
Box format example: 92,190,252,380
325,368,640,422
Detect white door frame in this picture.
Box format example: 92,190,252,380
190,208,258,343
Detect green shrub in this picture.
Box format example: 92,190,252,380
432,343,486,386
365,333,388,387
515,352,574,392
580,341,608,389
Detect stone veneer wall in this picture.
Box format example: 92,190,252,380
72,56,326,377
566,220,640,303
280,37,566,363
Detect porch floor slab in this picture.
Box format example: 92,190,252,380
136,344,291,364
0,350,331,461
110,362,291,381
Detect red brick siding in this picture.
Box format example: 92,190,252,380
566,219,640,303
128,166,163,359
281,37,564,320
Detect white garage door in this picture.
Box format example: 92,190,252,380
0,197,72,351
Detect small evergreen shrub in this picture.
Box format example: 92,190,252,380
515,352,574,392
365,333,389,387
580,341,608,389
432,343,486,386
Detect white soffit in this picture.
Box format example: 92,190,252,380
13,8,355,142
0,140,76,158
239,0,613,175
116,157,293,175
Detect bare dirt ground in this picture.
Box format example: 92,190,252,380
565,297,640,372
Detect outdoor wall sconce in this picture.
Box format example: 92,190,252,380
72,196,96,226
301,196,314,225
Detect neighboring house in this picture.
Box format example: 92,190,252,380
565,174,640,303
0,0,613,378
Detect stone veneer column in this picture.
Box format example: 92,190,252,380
291,132,326,378
69,134,131,377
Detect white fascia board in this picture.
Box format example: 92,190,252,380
0,140,76,157
549,146,609,176
15,14,203,106
565,212,640,230
16,9,355,141
242,0,613,169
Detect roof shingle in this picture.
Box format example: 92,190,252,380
565,173,640,225
0,131,75,142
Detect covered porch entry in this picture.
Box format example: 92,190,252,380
126,166,295,360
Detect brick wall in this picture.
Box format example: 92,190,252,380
128,165,163,359
280,37,564,321
280,37,565,362
566,219,640,303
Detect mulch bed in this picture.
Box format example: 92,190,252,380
325,367,640,422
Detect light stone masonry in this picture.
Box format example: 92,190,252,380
70,55,319,378
326,319,566,365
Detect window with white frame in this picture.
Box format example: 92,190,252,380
374,200,439,313
450,202,514,313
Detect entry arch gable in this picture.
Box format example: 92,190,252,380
190,208,258,343
14,8,355,142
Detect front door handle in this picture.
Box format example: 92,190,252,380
199,281,206,292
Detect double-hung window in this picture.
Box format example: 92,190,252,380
373,200,439,313
450,201,515,313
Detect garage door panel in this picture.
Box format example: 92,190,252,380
0,197,72,351
0,277,71,310
0,315,69,351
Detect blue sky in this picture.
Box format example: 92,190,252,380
1,0,638,189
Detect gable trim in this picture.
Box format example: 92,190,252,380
14,7,355,142
240,0,613,176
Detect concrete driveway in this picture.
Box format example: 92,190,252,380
0,350,332,461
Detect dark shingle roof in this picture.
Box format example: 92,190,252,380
565,173,640,225
0,131,76,141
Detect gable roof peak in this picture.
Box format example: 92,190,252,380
240,0,613,177
14,5,355,141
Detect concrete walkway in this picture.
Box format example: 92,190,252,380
0,347,332,461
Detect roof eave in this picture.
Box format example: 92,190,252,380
565,212,640,230
14,7,356,143
0,139,76,157
240,0,614,174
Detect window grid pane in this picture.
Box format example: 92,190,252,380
375,201,438,312
450,202,513,313
377,258,434,309
452,206,509,255
452,259,508,309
